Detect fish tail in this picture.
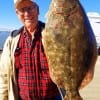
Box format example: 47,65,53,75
64,90,83,100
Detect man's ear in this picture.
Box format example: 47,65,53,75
15,9,18,14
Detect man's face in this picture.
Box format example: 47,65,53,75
16,1,39,29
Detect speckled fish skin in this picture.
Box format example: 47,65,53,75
42,0,97,100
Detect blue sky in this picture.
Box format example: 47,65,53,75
0,0,100,30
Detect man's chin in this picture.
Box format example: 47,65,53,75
25,23,33,27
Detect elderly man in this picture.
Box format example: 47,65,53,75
0,0,62,99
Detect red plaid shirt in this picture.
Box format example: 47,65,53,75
14,22,60,100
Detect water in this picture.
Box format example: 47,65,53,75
0,31,10,50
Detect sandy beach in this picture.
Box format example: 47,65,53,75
80,56,100,100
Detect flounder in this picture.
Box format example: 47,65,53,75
42,0,97,100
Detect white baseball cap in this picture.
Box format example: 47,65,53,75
14,0,36,8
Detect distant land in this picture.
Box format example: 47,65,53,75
0,28,12,31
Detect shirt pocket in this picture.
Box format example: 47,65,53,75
40,52,49,71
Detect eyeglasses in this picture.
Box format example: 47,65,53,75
16,5,37,15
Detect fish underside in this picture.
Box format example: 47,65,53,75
42,0,97,100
